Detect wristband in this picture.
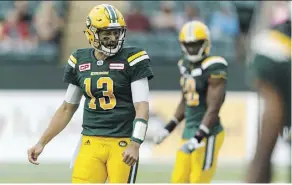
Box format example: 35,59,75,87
199,124,210,135
131,118,148,144
171,116,179,124
165,117,180,133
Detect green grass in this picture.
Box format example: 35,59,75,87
0,163,289,183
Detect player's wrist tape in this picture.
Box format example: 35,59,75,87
165,117,179,133
199,124,210,135
171,116,179,124
131,118,148,144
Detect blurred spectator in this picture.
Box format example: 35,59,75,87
271,1,289,26
125,5,151,32
0,1,37,53
151,1,177,33
13,1,33,23
208,4,240,40
176,4,204,31
33,1,65,45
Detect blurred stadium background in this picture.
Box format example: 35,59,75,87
0,0,290,183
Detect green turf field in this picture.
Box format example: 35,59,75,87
0,162,289,183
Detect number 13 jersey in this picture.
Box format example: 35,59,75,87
178,56,228,139
63,47,154,137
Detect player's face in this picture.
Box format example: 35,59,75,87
183,40,205,55
98,29,120,49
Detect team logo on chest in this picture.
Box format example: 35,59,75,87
96,60,104,66
79,63,91,72
109,63,124,70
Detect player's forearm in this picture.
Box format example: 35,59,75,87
201,79,225,129
246,86,281,183
246,153,272,182
38,102,78,146
201,109,220,129
247,124,274,183
201,94,221,130
246,93,282,183
134,101,149,121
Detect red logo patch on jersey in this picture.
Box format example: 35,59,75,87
79,63,91,72
110,63,124,70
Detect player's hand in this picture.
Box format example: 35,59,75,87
27,143,45,165
153,128,169,144
122,141,140,166
180,137,205,154
180,128,208,154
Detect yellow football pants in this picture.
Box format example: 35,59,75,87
172,131,225,183
71,135,138,183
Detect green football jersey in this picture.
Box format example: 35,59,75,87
178,56,228,139
63,46,154,137
248,20,291,142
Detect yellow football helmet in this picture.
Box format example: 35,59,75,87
84,4,126,56
179,21,211,62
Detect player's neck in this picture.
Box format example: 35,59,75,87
94,49,107,61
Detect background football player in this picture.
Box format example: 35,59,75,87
153,21,228,183
27,4,154,183
245,9,291,183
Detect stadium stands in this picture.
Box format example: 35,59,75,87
0,1,258,65
0,1,68,64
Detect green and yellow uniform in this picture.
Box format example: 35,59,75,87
248,20,291,143
172,56,227,183
64,46,153,183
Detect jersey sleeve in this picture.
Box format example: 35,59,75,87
247,27,291,86
127,48,154,82
63,50,79,86
247,55,280,87
202,56,228,79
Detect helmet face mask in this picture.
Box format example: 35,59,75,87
182,40,205,55
93,28,126,56
181,40,208,62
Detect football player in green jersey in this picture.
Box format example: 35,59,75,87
153,21,228,183
27,4,154,183
245,18,291,183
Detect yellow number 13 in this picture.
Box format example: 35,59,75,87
84,77,116,110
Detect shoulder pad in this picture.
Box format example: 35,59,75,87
67,48,91,68
201,56,228,70
252,29,291,61
67,50,78,69
125,47,150,66
271,20,291,36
